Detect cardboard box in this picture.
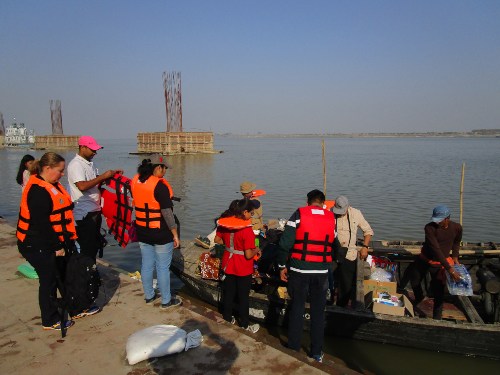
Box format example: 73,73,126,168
365,291,414,317
363,280,397,296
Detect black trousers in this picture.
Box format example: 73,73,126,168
336,258,357,307
76,211,102,260
287,271,328,356
222,274,252,328
20,248,66,327
409,258,445,319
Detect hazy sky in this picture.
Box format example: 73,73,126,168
1,1,499,138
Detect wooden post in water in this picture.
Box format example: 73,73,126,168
460,162,465,226
322,139,327,195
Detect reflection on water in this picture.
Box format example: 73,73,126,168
1,136,499,373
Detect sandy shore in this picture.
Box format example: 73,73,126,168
0,218,357,374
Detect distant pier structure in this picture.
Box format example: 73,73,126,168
0,112,5,148
136,71,218,155
34,100,79,150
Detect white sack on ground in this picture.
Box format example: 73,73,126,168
126,325,203,365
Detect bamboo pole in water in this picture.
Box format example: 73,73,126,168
322,139,327,195
460,162,465,225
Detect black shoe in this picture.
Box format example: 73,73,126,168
160,297,182,309
146,293,159,304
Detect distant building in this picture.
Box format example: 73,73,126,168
4,121,35,147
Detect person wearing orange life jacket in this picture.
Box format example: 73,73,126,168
214,198,261,333
131,154,181,310
16,152,77,331
408,205,462,319
277,190,340,363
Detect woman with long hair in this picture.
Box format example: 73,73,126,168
16,154,35,190
16,152,77,331
215,198,261,333
131,154,181,309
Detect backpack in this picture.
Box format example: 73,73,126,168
64,253,101,315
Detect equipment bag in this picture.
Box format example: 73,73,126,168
64,253,101,315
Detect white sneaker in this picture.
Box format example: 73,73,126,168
230,316,236,325
245,323,259,333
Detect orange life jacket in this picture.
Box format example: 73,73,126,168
251,189,266,198
17,175,77,244
218,217,255,276
101,173,134,247
323,200,335,210
419,251,454,268
131,175,170,229
217,216,252,229
291,206,336,263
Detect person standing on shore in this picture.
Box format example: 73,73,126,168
277,189,340,363
407,205,463,319
331,195,373,307
131,154,181,309
16,154,35,191
67,136,120,260
214,198,261,333
16,152,77,331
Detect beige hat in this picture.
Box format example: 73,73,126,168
240,181,256,194
148,154,172,169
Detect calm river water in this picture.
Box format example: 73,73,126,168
1,136,499,374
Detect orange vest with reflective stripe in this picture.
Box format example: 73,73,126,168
291,206,336,263
131,175,171,229
17,175,77,243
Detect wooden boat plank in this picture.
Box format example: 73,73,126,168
457,295,484,324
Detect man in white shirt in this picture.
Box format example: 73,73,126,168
331,195,374,307
67,136,121,259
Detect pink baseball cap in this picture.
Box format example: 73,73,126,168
78,136,103,151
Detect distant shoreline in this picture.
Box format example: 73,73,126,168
218,130,500,138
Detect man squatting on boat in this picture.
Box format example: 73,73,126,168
405,205,463,319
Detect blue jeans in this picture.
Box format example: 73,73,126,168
139,242,174,304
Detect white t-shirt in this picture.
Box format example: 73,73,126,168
67,154,101,220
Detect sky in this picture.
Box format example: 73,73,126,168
1,0,499,138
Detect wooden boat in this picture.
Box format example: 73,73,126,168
172,240,500,359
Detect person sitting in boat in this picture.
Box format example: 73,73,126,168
131,154,181,309
214,198,261,333
331,195,373,307
16,154,35,191
277,189,341,363
407,205,463,319
239,181,265,235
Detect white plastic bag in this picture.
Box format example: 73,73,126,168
126,325,202,365
370,267,393,282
